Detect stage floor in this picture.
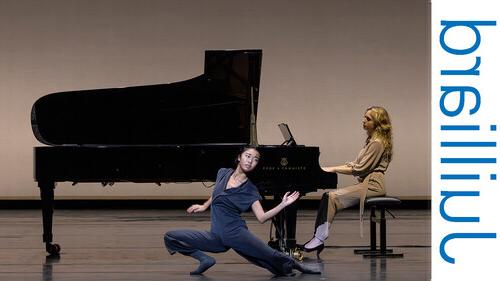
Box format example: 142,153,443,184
0,208,430,281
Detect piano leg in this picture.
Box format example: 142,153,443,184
282,201,304,260
269,195,302,259
284,200,298,249
268,195,286,251
39,181,61,256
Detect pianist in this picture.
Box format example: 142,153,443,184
301,106,393,257
163,146,320,276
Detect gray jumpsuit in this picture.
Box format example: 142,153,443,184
164,168,295,276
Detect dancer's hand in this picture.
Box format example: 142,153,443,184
281,191,300,207
187,204,207,213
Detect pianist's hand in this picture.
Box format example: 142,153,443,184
281,191,300,207
187,204,207,213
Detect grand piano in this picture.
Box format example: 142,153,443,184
31,49,337,257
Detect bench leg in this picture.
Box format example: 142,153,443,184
354,206,403,258
363,207,403,258
371,206,376,251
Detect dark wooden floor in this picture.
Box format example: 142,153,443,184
0,208,430,281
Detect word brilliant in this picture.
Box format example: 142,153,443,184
437,20,497,264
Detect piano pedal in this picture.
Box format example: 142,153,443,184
268,239,304,261
290,247,304,261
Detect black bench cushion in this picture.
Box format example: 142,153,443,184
366,196,401,207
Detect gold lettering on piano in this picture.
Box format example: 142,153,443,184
261,166,307,171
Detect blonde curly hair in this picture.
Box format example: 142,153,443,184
366,106,393,162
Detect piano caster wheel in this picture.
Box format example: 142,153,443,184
268,239,280,250
46,243,61,256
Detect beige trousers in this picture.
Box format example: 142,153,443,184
313,172,386,241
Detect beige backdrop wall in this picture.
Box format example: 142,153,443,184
0,0,429,200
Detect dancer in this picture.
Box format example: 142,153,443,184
164,146,320,276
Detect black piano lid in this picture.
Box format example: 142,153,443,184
31,49,262,146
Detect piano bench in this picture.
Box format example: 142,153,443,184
353,196,404,258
